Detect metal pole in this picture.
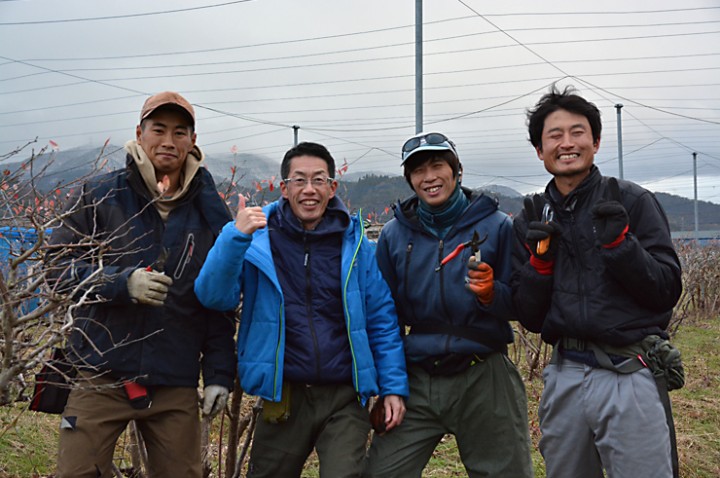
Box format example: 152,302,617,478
415,0,423,133
292,125,299,146
693,152,699,240
615,104,624,179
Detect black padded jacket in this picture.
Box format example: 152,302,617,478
511,166,682,347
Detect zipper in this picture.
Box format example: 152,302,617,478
342,222,364,395
303,235,322,379
173,233,195,280
403,242,417,323
568,211,589,331
438,239,452,352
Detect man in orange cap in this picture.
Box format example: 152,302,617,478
49,91,236,477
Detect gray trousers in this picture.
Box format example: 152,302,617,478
365,353,533,478
540,356,673,478
248,383,371,478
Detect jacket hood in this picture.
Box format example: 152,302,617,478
124,139,204,203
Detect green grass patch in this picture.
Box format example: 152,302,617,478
1,318,718,477
0,406,58,477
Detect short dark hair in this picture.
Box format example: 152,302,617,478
403,150,461,188
281,142,336,179
527,85,601,151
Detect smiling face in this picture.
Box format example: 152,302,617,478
409,156,458,208
136,108,196,179
536,108,600,194
280,155,338,230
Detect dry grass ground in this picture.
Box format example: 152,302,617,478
1,315,718,477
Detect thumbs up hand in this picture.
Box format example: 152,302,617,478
234,194,267,235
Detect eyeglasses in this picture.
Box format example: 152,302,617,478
283,176,334,188
401,132,457,163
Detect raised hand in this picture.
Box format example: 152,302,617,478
234,194,267,235
591,177,628,248
523,194,561,275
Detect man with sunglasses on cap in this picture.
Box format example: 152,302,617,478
49,91,236,477
365,132,533,477
194,141,408,478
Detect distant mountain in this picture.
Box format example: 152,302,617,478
655,192,720,232
479,184,523,198
9,145,279,191
9,145,127,191
203,151,279,187
6,148,719,232
338,174,720,232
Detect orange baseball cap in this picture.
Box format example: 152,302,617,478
140,91,195,127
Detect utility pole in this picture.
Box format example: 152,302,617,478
615,104,624,179
292,125,300,146
415,0,423,133
693,152,699,240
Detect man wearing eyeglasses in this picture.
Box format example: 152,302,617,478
194,141,408,478
365,132,533,477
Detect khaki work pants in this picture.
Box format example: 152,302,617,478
56,375,201,478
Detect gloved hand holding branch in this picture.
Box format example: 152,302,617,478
202,384,229,418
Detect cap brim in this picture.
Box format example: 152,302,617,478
142,103,195,126
401,144,454,165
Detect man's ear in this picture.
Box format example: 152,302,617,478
136,125,142,142
280,180,289,199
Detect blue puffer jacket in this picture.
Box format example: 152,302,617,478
194,198,409,404
267,198,352,385
376,189,516,362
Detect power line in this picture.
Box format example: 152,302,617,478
5,19,719,74
0,1,254,26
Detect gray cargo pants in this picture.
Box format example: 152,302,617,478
539,356,673,478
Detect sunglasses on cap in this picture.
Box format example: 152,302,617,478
401,132,458,164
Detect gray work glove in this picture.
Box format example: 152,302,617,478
127,268,173,306
202,385,229,418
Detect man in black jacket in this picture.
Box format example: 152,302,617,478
49,92,236,477
511,86,682,478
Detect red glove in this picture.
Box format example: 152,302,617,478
466,259,494,305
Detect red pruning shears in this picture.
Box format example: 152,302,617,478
146,248,169,272
435,231,488,272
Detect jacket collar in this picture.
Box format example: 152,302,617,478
394,187,498,234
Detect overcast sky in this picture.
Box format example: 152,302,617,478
2,0,720,204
